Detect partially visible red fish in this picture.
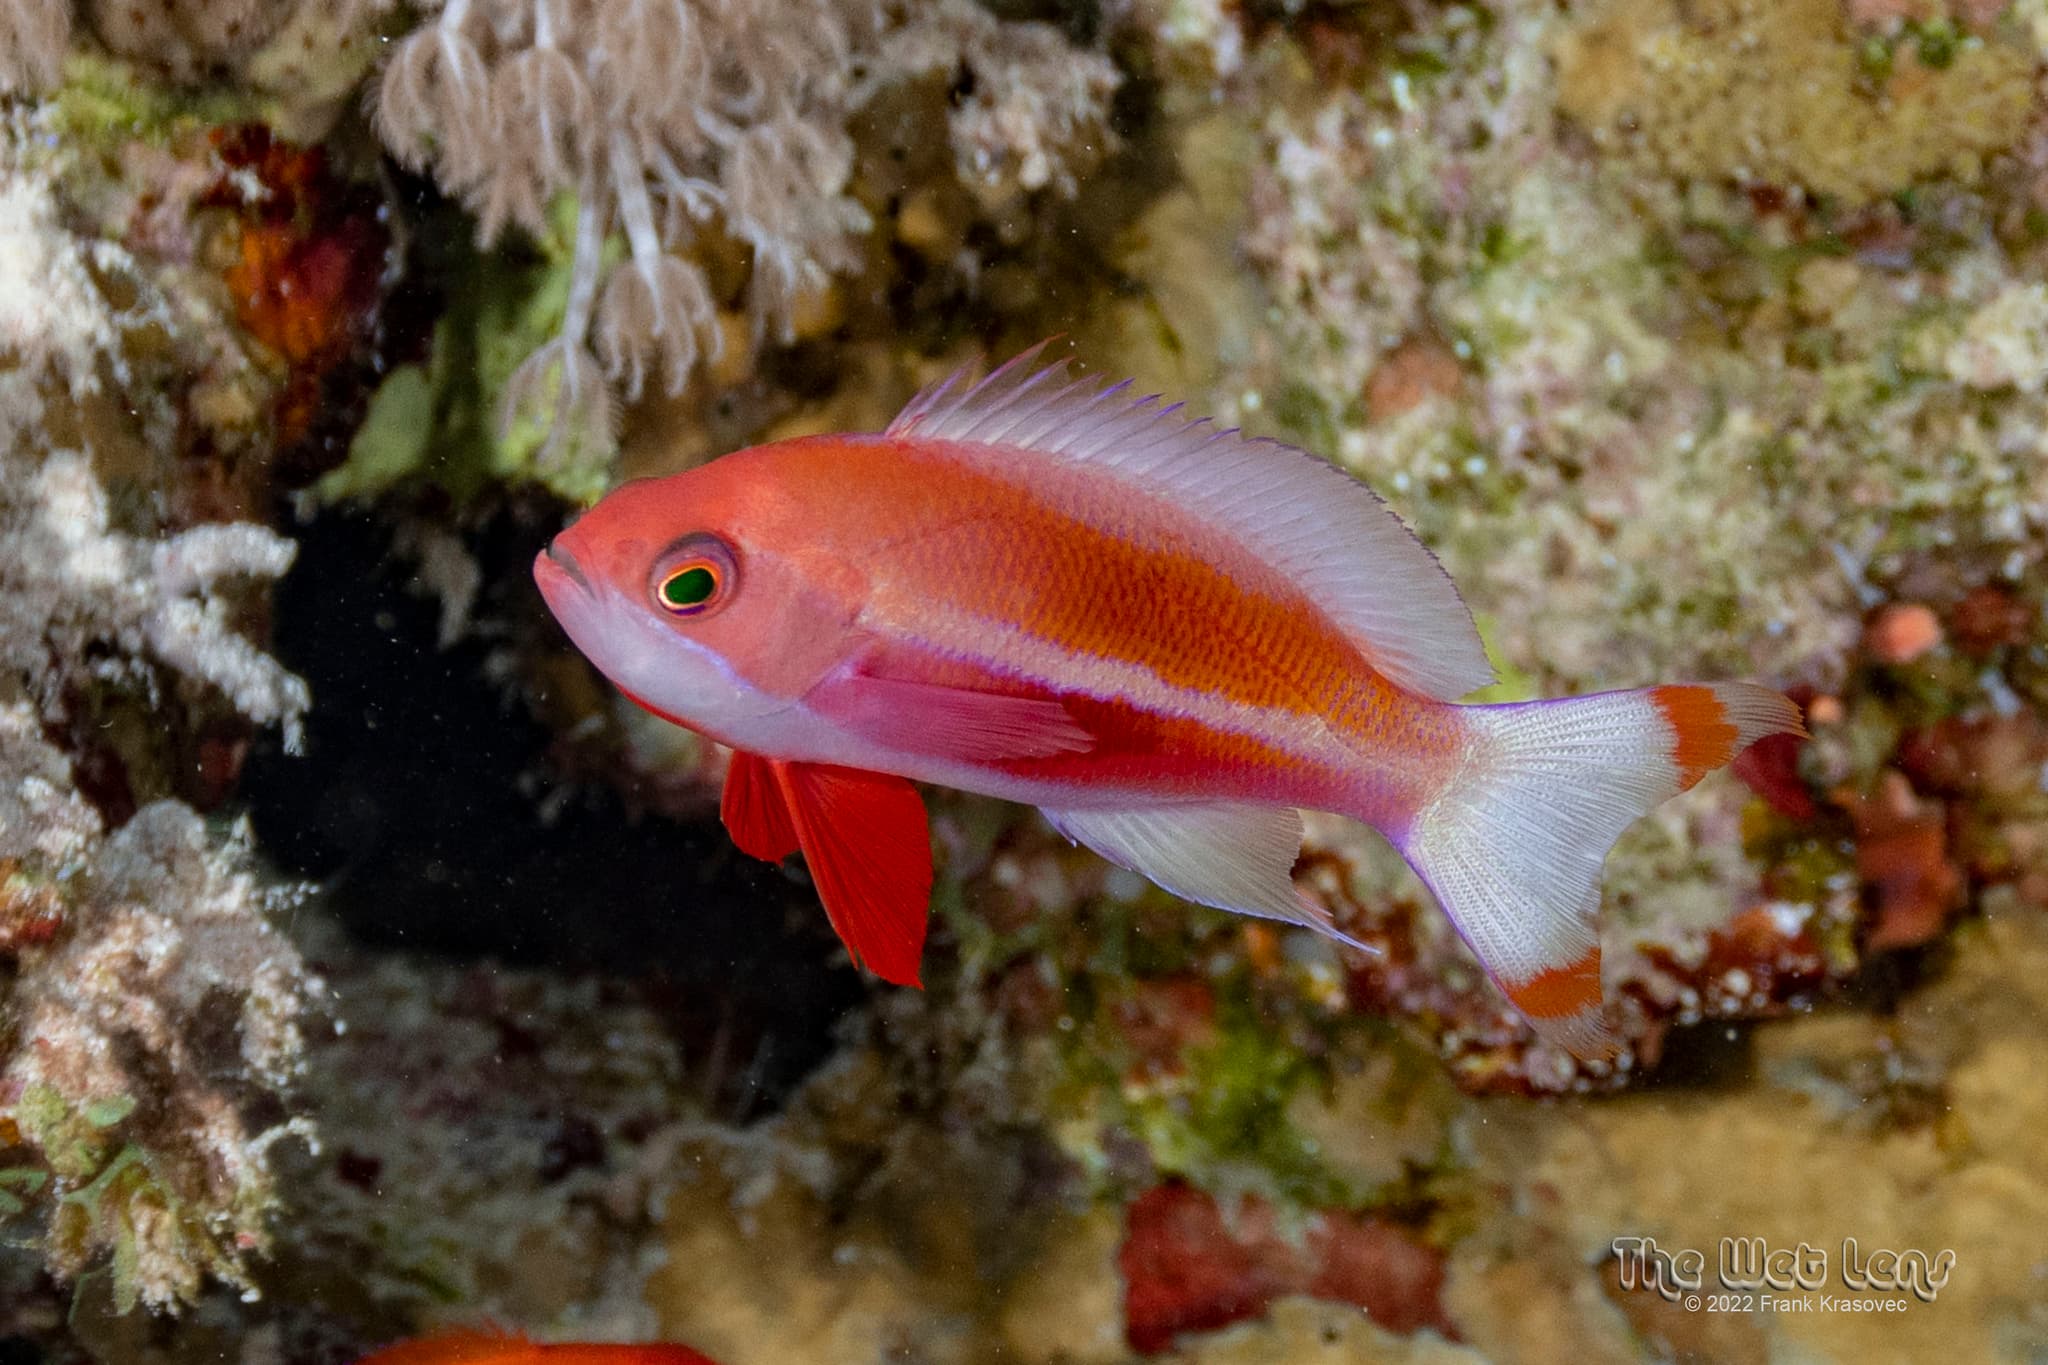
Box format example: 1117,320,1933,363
356,1327,719,1365
534,344,1802,1059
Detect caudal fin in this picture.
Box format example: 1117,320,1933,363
1400,683,1803,1060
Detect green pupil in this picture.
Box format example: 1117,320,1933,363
663,566,716,608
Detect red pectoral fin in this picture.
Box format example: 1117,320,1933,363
721,750,800,862
773,761,932,988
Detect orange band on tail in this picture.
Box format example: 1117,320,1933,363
1506,949,1617,1059
1649,684,1739,790
1505,949,1602,1021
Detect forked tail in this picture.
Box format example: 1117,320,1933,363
1398,683,1803,1060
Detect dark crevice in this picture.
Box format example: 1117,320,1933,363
238,507,864,1111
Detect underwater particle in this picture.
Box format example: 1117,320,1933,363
1117,1183,1452,1353
1865,602,1944,664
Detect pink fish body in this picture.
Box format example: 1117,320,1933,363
534,347,1800,1058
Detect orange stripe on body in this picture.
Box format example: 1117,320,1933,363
865,439,1389,725
768,434,1471,824
1505,948,1603,1020
1649,684,1738,790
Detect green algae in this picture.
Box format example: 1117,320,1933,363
1019,889,1411,1213
5,1082,263,1315
0,1166,47,1218
322,196,621,508
48,53,268,150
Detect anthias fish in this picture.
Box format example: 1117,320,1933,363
534,346,1800,1058
355,1327,718,1365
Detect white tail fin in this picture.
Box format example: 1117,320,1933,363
1400,683,1803,1060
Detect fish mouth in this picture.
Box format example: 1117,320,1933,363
533,539,595,609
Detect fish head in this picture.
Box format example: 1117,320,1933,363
533,449,866,746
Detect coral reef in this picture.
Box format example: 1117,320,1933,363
865,0,1119,212
6,0,2048,1352
0,90,317,1314
0,3,68,95
83,0,391,90
3,448,308,748
3,4,393,141
284,949,697,1341
622,864,2046,1362
1243,1,2047,692
1554,0,2035,203
369,0,1120,470
0,761,317,1313
1187,0,2048,1082
1119,1183,1451,1350
0,123,309,752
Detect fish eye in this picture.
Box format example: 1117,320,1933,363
650,534,736,618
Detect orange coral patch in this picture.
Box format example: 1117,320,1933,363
1506,949,1602,1020
1650,684,1738,790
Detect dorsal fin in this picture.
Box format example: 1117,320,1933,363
887,344,1492,701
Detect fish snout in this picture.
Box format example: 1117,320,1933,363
533,539,596,614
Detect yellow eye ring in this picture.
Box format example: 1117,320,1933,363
650,535,736,617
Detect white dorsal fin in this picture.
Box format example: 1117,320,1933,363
888,344,1492,700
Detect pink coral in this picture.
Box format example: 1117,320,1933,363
373,0,874,456
372,0,1119,459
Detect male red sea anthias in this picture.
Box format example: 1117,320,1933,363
532,345,1801,1060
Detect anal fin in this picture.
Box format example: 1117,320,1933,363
1039,803,1373,951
